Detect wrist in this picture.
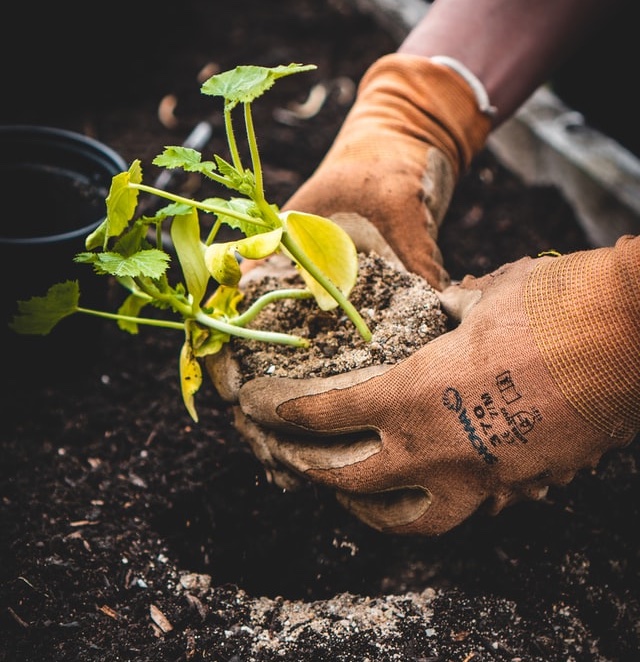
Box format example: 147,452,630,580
360,53,491,176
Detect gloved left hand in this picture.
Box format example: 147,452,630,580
279,52,492,290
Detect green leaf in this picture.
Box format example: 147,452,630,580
153,147,217,175
201,63,317,105
149,201,194,220
86,160,142,251
204,196,282,239
171,209,209,306
204,197,262,235
283,210,358,310
213,155,241,181
212,157,255,194
10,281,80,335
112,221,153,257
86,250,170,279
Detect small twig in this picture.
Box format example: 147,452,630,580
7,607,29,628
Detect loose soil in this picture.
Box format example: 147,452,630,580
2,1,639,661
230,253,447,382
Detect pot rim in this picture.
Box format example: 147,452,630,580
0,124,127,245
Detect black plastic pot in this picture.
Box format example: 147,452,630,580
0,125,127,374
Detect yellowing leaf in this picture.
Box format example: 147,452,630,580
86,160,142,251
171,209,209,305
116,292,150,334
179,338,203,423
204,228,282,286
234,228,282,259
204,284,244,318
282,210,358,310
204,243,242,286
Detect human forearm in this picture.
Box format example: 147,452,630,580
398,0,622,126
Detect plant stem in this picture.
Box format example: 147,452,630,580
204,217,224,245
244,102,263,200
76,306,309,347
76,307,185,330
233,288,313,326
280,233,372,341
225,104,243,171
194,310,309,346
130,184,271,229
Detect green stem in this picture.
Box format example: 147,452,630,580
233,288,313,326
280,233,372,341
130,183,271,229
76,307,185,330
205,217,224,245
244,102,263,200
194,310,309,346
76,306,309,348
225,104,243,171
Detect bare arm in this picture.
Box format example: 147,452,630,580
398,0,623,126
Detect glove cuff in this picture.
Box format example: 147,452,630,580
429,56,497,118
359,53,492,175
525,235,640,440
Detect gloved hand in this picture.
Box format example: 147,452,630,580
211,52,492,475
280,53,492,290
235,236,640,535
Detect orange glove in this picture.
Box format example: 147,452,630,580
283,53,491,289
237,236,640,535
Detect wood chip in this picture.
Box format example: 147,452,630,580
98,604,120,620
150,604,173,633
158,94,179,130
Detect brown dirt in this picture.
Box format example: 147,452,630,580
232,253,446,381
2,1,639,661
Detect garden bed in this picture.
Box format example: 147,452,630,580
2,1,639,660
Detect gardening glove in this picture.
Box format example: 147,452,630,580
236,235,640,535
281,53,492,290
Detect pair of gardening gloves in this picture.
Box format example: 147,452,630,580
208,54,640,535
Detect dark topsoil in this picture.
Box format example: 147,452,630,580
2,1,639,660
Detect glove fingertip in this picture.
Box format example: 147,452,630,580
436,285,481,322
205,345,243,403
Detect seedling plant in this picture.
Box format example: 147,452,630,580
11,63,371,421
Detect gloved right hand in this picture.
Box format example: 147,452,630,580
235,236,640,535
280,53,491,290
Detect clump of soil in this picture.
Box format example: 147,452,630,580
232,252,448,381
